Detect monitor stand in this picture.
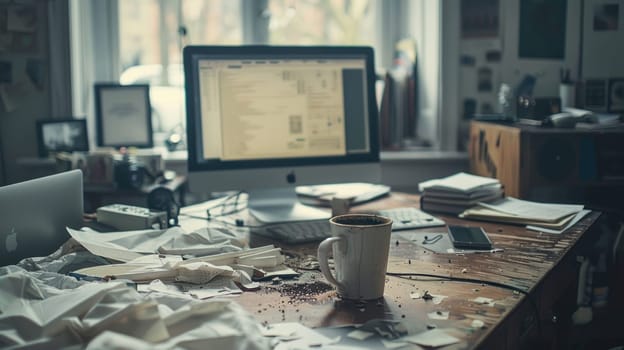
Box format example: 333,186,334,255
247,187,330,223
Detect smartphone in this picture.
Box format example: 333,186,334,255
447,225,493,250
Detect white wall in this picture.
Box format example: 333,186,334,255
449,0,624,150
582,0,624,78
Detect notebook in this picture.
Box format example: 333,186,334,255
0,170,83,266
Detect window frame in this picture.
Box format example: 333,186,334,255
71,0,449,152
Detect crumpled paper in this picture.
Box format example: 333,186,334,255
0,266,271,350
67,225,246,262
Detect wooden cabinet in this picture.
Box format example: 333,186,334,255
469,121,624,211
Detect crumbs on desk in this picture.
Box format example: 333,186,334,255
427,310,449,320
471,319,485,329
472,297,495,306
265,280,334,304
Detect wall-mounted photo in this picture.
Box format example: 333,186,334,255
0,4,39,53
36,119,89,157
584,79,608,111
594,4,619,31
477,67,493,92
608,78,624,112
519,0,566,59
461,0,499,39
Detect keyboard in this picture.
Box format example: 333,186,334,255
260,220,331,244
376,207,446,231
259,207,445,244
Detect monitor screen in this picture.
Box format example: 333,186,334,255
184,46,381,222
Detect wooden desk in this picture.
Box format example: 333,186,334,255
194,193,600,349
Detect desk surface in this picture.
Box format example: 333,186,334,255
180,192,600,349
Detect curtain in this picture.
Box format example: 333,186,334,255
69,0,119,149
48,0,73,117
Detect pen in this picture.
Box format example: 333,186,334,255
68,272,106,282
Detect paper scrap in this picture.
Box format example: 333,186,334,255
472,297,495,306
409,292,421,299
262,324,297,338
261,265,300,280
187,276,242,299
141,279,192,299
175,262,234,284
471,319,485,329
402,329,460,347
427,311,450,320
432,294,447,305
267,322,336,348
380,339,410,349
347,329,375,340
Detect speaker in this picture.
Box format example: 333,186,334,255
469,121,624,204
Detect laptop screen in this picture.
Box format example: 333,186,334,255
0,170,83,266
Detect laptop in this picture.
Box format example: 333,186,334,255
0,170,83,266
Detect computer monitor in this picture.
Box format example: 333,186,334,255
184,45,381,223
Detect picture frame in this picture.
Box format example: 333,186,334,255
94,84,153,148
584,79,608,111
84,152,115,185
36,118,89,157
608,78,624,113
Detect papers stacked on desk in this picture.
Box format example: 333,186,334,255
296,182,391,205
460,197,590,233
563,107,623,129
418,172,504,215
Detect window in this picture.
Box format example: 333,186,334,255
72,1,444,152
265,0,376,46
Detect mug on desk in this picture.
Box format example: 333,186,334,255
317,214,393,300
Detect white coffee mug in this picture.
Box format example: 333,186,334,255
317,214,393,300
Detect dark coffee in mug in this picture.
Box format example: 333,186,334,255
332,215,389,226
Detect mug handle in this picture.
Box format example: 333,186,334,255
317,236,345,291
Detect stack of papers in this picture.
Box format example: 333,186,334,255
460,197,589,233
418,172,504,215
296,182,391,206
564,107,623,129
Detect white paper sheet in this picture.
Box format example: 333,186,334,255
67,225,245,262
270,322,337,349
402,329,460,347
478,197,584,222
427,311,449,320
526,209,591,234
418,172,500,193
